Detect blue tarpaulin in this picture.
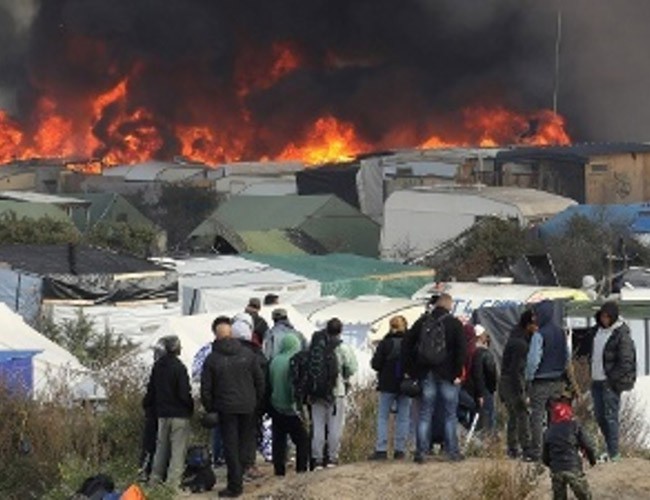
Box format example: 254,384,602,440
0,350,41,395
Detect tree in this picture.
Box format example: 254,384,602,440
126,183,222,250
0,212,79,244
86,221,159,258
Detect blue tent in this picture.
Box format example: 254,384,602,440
0,350,41,395
539,203,650,238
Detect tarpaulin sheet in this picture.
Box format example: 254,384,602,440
472,300,565,362
42,272,178,303
296,165,360,208
0,350,40,395
0,268,42,322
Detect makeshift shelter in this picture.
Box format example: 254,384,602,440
295,163,361,208
0,191,91,217
0,303,86,395
0,244,177,325
0,350,40,395
161,256,321,315
188,194,380,257
295,295,425,384
246,253,434,299
382,186,576,260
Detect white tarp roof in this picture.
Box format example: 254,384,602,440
49,303,182,344
0,303,87,395
132,305,316,372
158,256,321,314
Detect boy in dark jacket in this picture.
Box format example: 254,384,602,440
466,325,498,436
369,315,411,460
543,396,596,500
201,323,265,498
499,310,536,458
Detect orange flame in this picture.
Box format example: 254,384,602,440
277,116,369,164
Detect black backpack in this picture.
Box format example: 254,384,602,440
74,474,114,500
289,350,310,407
416,313,448,366
182,445,216,493
305,330,340,402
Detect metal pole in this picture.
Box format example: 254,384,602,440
553,6,563,114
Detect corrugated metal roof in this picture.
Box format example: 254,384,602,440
497,143,650,164
0,191,90,206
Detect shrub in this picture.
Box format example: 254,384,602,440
456,460,539,500
340,386,379,463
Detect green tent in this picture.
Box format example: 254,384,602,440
189,195,380,257
245,253,434,298
0,201,70,222
69,193,158,233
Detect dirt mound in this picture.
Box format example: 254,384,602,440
200,457,650,500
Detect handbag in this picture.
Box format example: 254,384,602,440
399,378,421,398
199,412,219,429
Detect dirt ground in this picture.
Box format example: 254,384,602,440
185,457,650,500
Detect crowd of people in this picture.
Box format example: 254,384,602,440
140,292,637,499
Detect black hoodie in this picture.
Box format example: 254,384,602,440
143,353,194,419
200,338,265,415
499,325,530,397
371,332,405,394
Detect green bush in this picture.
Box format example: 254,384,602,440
0,212,79,245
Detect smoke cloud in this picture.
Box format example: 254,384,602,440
0,0,649,160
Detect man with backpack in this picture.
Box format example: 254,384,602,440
402,293,466,463
309,318,358,469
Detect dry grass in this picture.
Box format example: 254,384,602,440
455,460,540,500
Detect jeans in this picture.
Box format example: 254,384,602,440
212,425,224,464
478,392,496,435
150,417,191,489
529,379,564,460
591,381,621,457
271,409,309,476
375,392,412,453
311,397,346,463
220,412,256,494
416,372,460,458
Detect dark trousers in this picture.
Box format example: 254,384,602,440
551,470,592,500
499,379,531,455
140,413,158,476
271,409,309,476
591,381,621,457
219,412,256,494
529,379,564,460
241,414,259,469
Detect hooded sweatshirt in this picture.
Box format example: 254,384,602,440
526,300,568,381
269,334,302,414
543,401,597,473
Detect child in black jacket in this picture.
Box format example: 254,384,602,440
543,396,597,500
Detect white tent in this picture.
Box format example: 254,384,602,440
0,303,87,395
132,305,316,373
163,256,321,315
295,296,425,385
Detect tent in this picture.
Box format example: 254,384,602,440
131,305,316,373
246,253,434,299
295,296,425,385
0,303,87,395
167,256,321,315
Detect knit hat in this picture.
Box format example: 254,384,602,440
598,301,620,324
247,297,262,310
474,324,487,337
550,400,574,423
232,312,254,342
272,308,288,321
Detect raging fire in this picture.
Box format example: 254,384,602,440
0,42,570,168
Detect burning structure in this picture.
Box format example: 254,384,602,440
0,0,593,168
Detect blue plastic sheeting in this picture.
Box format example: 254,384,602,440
0,269,42,323
0,350,40,395
539,203,650,238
